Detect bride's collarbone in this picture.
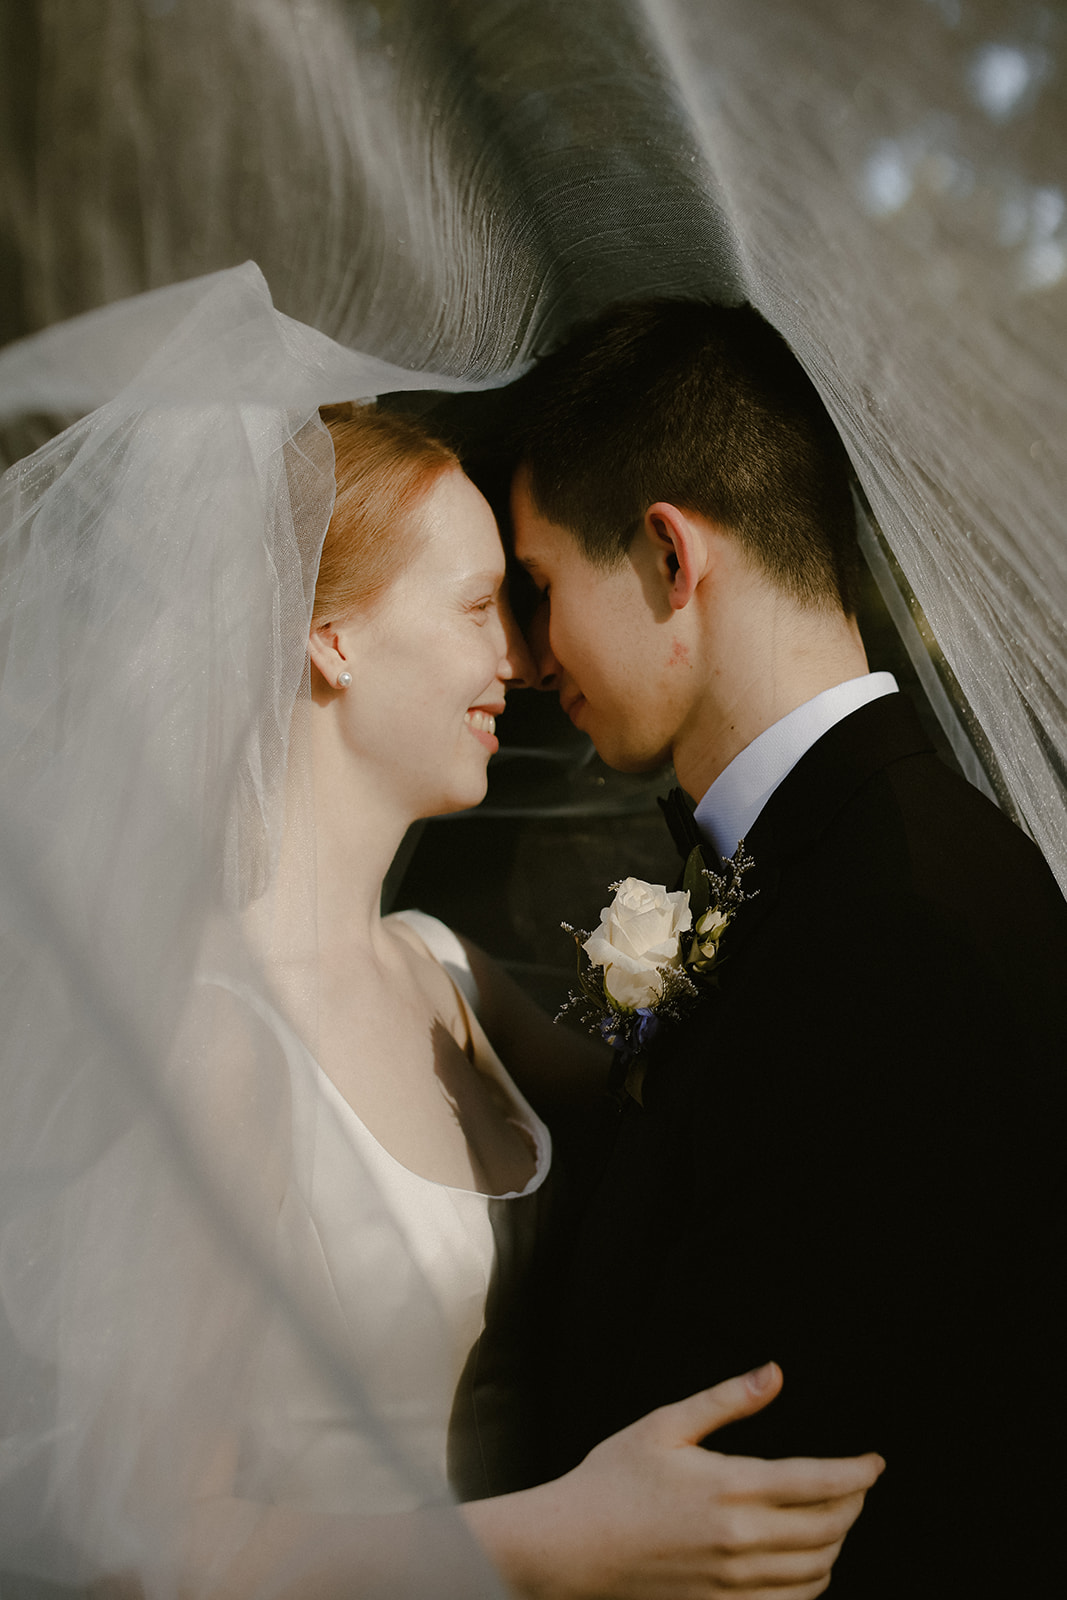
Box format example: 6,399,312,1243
324,938,468,1058
318,963,468,1095
314,952,532,1193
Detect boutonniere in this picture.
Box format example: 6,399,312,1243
559,842,757,1105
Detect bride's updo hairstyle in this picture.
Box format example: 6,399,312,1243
314,402,460,623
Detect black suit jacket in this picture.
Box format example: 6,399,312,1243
534,694,1067,1595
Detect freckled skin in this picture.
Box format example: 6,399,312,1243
669,640,690,666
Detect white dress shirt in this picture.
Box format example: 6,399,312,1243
693,672,900,860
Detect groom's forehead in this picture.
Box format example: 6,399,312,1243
510,478,559,564
510,470,586,569
512,519,584,581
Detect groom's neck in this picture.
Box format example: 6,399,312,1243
672,598,869,803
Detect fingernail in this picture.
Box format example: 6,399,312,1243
745,1361,777,1394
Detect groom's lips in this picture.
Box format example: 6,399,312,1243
561,691,586,725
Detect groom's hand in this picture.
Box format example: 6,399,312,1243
466,1362,884,1600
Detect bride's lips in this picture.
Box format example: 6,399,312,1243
464,702,504,754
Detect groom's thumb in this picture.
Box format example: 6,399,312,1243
656,1362,783,1447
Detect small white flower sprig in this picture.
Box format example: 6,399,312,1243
558,840,756,1104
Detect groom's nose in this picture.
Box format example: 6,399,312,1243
498,587,537,689
525,600,562,693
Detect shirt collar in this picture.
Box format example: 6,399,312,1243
693,672,899,860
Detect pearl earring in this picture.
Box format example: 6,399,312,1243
337,671,353,689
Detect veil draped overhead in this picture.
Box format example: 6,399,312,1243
0,0,1064,1593
4,0,1065,876
0,266,507,1595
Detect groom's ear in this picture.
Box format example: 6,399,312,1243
644,502,707,612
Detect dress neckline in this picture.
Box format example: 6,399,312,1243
200,938,552,1202
374,910,552,1200
312,1060,551,1201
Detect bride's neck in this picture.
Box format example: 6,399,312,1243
304,700,415,955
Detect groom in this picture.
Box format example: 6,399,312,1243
507,300,1067,1595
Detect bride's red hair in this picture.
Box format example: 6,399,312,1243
314,402,459,623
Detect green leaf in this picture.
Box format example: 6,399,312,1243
683,845,710,919
624,1056,647,1106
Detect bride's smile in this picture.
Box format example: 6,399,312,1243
463,705,502,750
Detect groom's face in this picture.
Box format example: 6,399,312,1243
510,470,685,773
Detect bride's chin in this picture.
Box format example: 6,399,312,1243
437,775,491,819
436,787,488,818
406,776,489,824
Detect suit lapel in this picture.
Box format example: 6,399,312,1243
704,692,934,956
639,695,935,1107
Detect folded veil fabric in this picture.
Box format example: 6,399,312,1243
3,0,1064,890
1,2,1065,1592
0,263,508,1597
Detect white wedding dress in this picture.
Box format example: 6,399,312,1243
203,910,552,1515
0,265,534,1595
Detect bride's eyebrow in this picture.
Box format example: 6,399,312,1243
459,566,506,589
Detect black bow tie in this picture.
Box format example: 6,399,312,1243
658,786,705,863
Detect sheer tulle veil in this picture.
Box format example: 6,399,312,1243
0,264,508,1596
3,0,1064,882
1,0,1065,1591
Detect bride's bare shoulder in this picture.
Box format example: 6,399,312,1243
381,910,468,1020
382,907,431,951
382,908,459,980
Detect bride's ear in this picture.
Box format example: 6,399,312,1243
644,502,706,611
307,622,351,691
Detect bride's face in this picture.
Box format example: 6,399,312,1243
328,467,530,817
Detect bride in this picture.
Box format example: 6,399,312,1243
0,266,881,1599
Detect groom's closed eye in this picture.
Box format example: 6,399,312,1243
504,558,545,630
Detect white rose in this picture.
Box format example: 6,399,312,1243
583,877,692,1011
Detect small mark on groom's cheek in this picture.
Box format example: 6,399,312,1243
669,640,691,666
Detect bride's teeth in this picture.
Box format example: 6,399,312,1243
465,710,496,735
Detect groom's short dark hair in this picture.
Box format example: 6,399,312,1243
514,298,860,615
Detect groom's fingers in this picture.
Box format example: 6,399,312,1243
649,1361,785,1445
